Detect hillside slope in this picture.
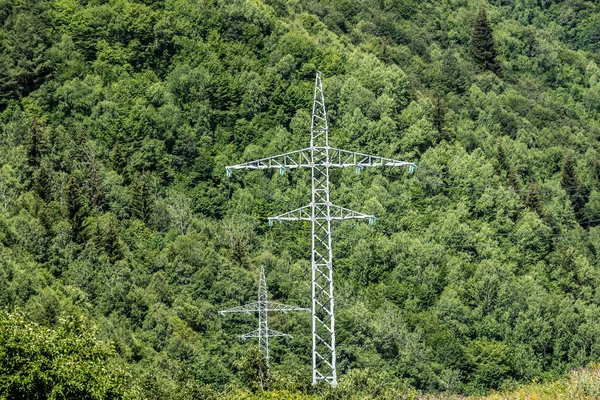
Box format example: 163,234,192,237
1,0,600,397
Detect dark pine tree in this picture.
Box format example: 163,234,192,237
593,159,600,184
39,205,53,235
471,8,500,74
34,163,52,203
131,174,153,224
101,219,123,262
433,96,451,142
64,174,87,243
497,140,509,172
561,154,585,221
27,117,44,168
0,4,51,106
442,51,467,94
507,167,521,191
497,140,520,190
82,147,106,212
525,179,544,218
111,142,128,176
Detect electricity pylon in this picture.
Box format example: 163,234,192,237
218,265,308,363
226,72,416,386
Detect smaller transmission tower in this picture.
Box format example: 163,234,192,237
218,265,309,363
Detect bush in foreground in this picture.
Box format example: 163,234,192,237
0,311,140,400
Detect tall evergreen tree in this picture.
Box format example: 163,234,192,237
102,221,123,262
442,51,467,94
593,159,600,185
131,174,153,224
497,140,520,190
507,167,521,191
27,117,44,168
561,154,578,192
38,202,56,243
64,174,87,243
111,142,128,176
471,8,500,74
34,163,52,203
89,215,124,262
82,146,106,212
497,140,509,172
561,154,585,221
525,179,544,218
0,5,51,105
433,96,451,142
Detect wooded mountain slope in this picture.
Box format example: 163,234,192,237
1,0,600,398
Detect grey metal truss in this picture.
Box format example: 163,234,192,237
226,72,416,386
218,265,308,363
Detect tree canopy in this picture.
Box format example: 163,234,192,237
2,0,600,398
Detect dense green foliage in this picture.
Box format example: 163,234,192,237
0,312,139,399
2,0,600,397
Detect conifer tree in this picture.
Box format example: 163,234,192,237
525,179,544,218
471,8,500,74
93,215,123,262
561,154,585,220
497,140,520,190
497,140,509,172
38,205,52,231
111,142,128,176
27,117,44,168
593,160,600,184
442,51,467,94
507,167,521,191
561,154,578,193
34,164,52,203
82,146,105,212
131,174,153,224
433,96,451,142
102,221,123,262
64,174,87,243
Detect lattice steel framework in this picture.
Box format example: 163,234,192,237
218,265,308,362
226,72,415,386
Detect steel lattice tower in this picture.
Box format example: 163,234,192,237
218,265,308,363
226,72,416,386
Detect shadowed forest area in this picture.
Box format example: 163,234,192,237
2,0,600,398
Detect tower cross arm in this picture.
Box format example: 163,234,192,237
240,329,293,340
218,301,309,314
269,204,374,224
268,205,312,222
265,328,293,339
239,329,260,340
224,147,416,176
226,148,312,175
218,303,260,315
327,147,416,170
267,302,310,313
329,205,374,221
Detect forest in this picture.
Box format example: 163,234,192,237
1,0,600,398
